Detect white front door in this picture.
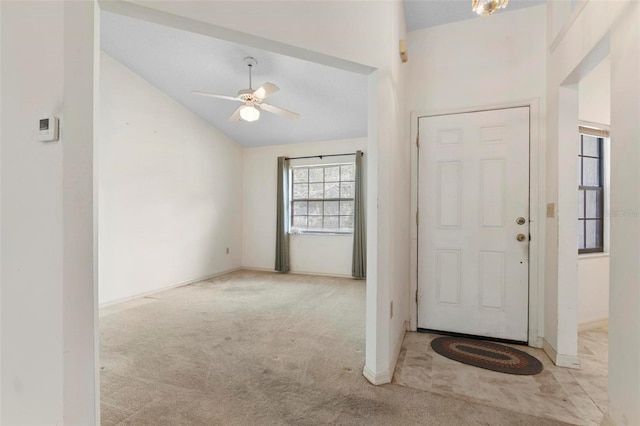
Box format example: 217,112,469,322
417,107,530,342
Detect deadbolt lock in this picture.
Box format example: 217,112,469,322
516,233,527,242
516,217,526,225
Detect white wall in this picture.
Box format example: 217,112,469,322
407,6,546,113
1,1,98,423
547,1,640,424
242,138,366,277
99,52,243,304
608,3,640,424
579,57,611,126
577,57,610,329
63,2,99,423
1,2,65,423
578,256,609,326
407,5,547,342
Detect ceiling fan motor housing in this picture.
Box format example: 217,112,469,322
237,88,260,103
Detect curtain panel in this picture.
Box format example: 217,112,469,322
352,151,366,279
275,156,290,272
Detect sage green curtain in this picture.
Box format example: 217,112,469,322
275,156,290,272
352,151,366,279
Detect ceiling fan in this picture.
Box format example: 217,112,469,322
193,57,300,123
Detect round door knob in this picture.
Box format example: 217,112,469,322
516,233,526,242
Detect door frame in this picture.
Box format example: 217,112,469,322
409,99,543,348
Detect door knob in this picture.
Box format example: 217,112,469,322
516,233,526,242
516,217,526,225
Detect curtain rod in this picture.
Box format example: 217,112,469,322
285,152,363,160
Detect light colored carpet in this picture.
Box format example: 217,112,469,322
100,270,569,425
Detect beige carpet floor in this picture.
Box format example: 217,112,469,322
100,270,570,425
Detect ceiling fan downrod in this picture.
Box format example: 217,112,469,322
244,56,257,90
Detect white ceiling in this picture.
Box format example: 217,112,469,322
404,0,545,32
101,2,546,148
100,11,369,148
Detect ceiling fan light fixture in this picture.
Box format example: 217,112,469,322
472,0,509,17
240,104,260,122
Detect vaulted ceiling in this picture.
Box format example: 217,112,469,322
101,1,546,148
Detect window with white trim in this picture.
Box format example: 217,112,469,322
578,127,607,253
290,163,355,233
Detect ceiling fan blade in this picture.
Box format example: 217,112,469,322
252,83,280,100
192,91,240,102
258,102,300,120
229,105,243,122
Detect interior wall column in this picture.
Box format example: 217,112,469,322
555,85,579,366
607,2,640,424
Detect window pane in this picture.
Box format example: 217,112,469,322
293,201,307,215
583,158,600,186
341,165,355,181
308,216,323,229
595,220,603,248
324,182,339,198
324,201,339,215
324,216,339,229
586,190,601,218
578,157,583,185
582,135,600,157
309,183,324,199
308,201,322,215
293,168,308,183
325,166,340,182
578,190,585,218
309,168,323,182
293,216,307,228
578,220,585,249
340,215,354,229
340,182,355,199
340,200,354,215
586,220,598,249
293,183,308,200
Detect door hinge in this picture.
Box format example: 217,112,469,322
415,290,419,303
416,211,419,225
416,134,420,148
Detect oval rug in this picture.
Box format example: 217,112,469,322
430,336,543,375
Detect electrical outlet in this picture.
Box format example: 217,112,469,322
226,247,229,254
390,301,393,319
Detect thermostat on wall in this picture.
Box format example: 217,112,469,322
38,116,59,142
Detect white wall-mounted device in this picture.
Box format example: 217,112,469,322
38,116,59,142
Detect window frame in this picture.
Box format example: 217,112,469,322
578,133,605,254
289,162,356,235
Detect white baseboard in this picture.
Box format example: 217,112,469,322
99,267,242,308
389,327,406,379
543,338,581,369
600,412,617,426
578,318,608,332
362,366,392,385
530,336,544,348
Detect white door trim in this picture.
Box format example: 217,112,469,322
409,99,543,348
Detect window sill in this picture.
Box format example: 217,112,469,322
578,252,610,259
290,231,353,236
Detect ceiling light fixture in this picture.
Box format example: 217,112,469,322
239,104,260,122
472,0,509,17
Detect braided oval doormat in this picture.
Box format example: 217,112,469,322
430,336,543,375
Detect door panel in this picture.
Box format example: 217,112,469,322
417,107,530,342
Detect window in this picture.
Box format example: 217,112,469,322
578,132,604,253
290,163,355,233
